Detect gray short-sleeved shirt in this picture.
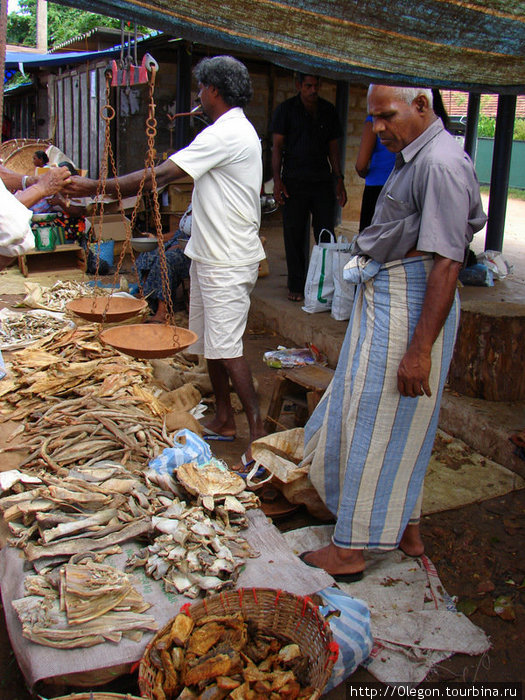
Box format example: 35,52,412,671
354,119,487,264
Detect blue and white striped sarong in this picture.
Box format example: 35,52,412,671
303,255,459,550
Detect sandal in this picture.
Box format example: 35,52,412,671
287,292,304,302
233,452,265,478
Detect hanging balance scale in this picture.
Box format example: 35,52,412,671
66,52,197,358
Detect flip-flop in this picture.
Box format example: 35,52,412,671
234,452,266,479
202,426,236,441
288,292,304,302
298,551,364,583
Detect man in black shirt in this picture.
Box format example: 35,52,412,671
271,73,347,301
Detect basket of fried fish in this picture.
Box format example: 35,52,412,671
138,588,337,700
53,694,143,699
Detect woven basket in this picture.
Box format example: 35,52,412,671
139,588,336,700
53,695,143,700
4,141,52,174
0,138,47,161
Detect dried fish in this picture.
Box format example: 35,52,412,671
0,310,70,348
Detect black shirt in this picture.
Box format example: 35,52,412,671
271,94,343,183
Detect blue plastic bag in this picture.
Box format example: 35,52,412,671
318,587,373,692
148,429,212,475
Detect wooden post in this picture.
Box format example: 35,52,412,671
0,0,7,135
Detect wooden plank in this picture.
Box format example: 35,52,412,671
56,73,64,153
98,67,107,177
63,76,73,159
71,69,80,167
89,68,99,178
79,69,89,172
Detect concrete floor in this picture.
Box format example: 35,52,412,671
251,210,525,478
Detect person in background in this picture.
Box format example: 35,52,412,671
301,85,486,580
136,205,192,323
32,150,49,169
271,73,347,302
355,115,396,231
65,55,266,464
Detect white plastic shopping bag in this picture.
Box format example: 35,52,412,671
303,231,352,314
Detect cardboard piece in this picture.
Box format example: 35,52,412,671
88,213,131,242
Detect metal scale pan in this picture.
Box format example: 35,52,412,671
99,324,198,359
66,297,148,323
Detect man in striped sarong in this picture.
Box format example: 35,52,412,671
301,85,487,581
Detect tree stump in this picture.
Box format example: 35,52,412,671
448,300,525,401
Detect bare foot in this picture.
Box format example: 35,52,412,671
399,523,425,557
203,418,236,438
301,542,365,576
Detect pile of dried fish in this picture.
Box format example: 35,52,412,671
0,326,179,468
128,493,259,599
21,280,112,312
0,310,70,347
12,560,156,648
2,395,173,472
0,464,154,566
144,612,314,700
0,460,259,600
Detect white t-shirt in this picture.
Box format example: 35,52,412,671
0,179,34,257
171,108,265,267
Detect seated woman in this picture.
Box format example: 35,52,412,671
33,150,49,170
135,205,192,324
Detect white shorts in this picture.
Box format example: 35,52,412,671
188,261,259,359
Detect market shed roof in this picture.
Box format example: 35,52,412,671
49,0,525,94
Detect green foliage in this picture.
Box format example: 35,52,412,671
7,0,150,48
477,115,496,138
477,116,525,141
514,119,525,141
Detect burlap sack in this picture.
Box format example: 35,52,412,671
251,429,333,520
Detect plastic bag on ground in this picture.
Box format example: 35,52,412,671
318,586,373,692
148,428,212,475
476,250,513,280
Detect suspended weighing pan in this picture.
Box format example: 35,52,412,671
66,297,148,323
99,324,198,359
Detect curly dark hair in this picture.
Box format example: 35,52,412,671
194,56,253,108
34,150,49,164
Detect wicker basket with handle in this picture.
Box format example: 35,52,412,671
53,694,143,699
139,588,337,700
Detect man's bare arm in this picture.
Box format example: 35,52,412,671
272,133,288,206
64,159,187,198
328,139,347,207
397,254,461,398
15,167,71,208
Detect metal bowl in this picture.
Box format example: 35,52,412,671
131,237,158,253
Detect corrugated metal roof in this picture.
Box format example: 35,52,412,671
49,0,525,93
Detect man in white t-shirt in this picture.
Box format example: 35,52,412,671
66,56,266,460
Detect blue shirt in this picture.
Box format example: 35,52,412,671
364,115,396,187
